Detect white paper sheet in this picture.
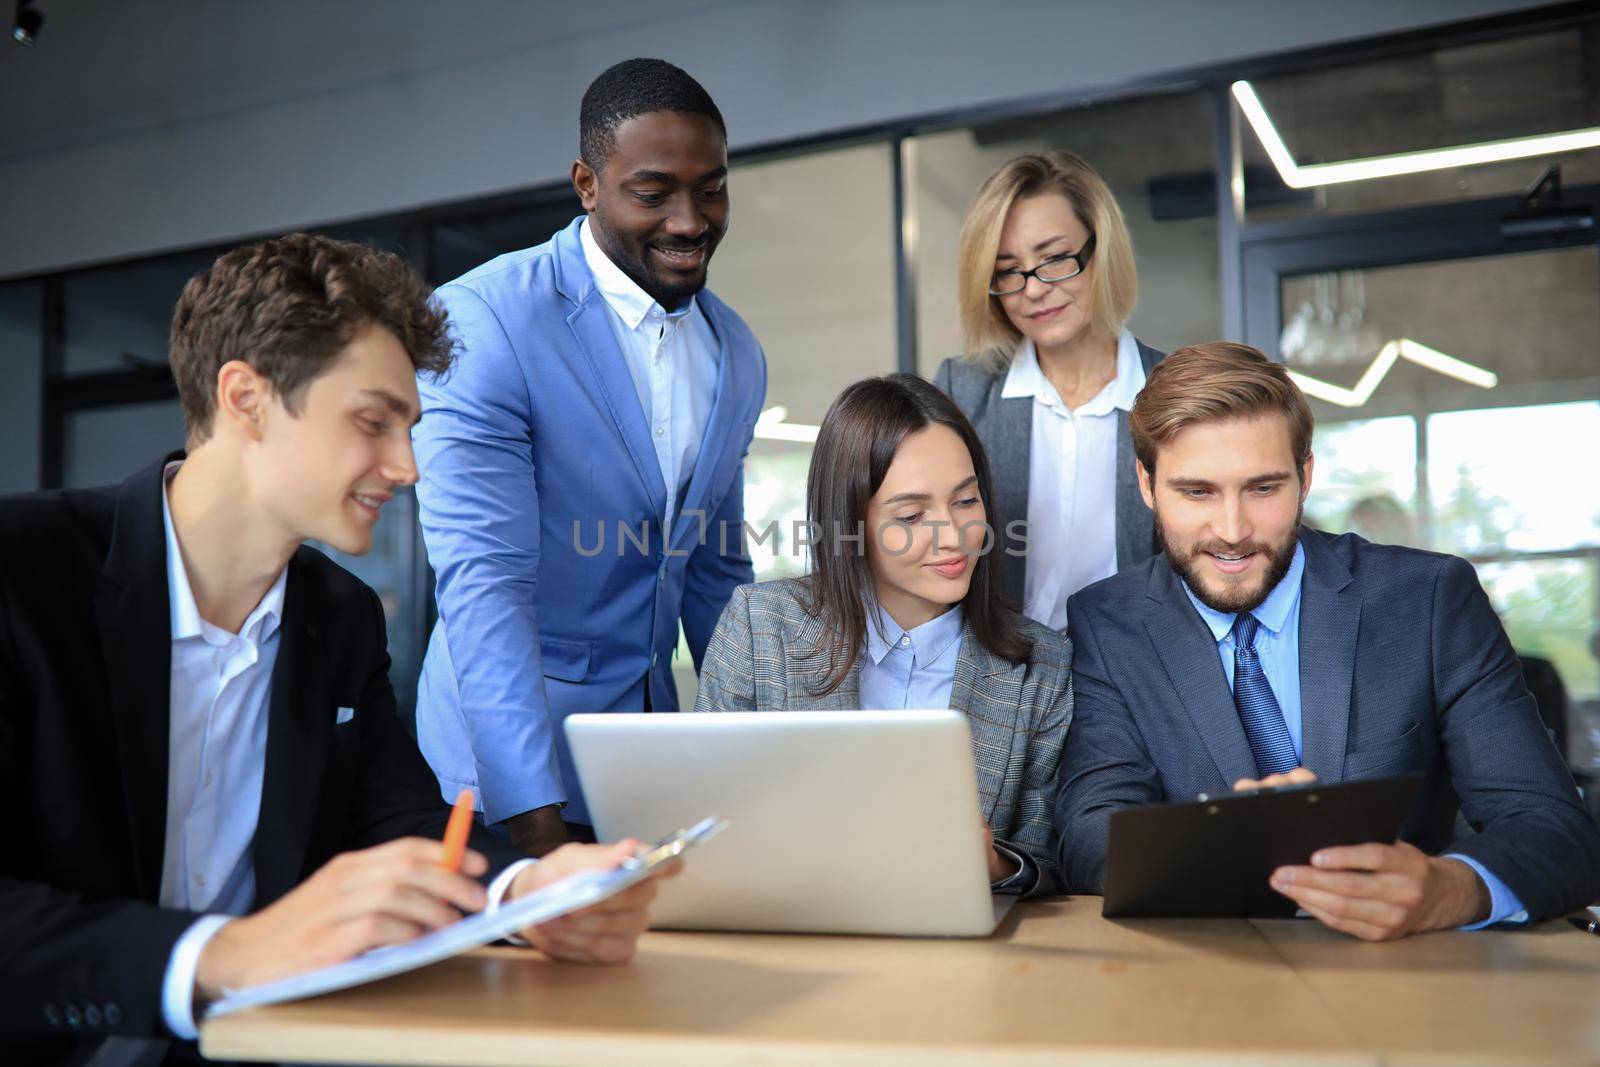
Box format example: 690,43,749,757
207,816,726,1018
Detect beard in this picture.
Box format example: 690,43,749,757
589,209,719,310
1157,503,1303,616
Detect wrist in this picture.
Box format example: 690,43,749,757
507,805,568,857
1432,856,1491,929
193,917,248,1004
509,861,543,901
162,915,234,1040
988,844,1021,884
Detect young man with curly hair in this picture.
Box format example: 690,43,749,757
0,234,669,1067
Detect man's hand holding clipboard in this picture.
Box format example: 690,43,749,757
1103,773,1426,921
1236,769,1493,941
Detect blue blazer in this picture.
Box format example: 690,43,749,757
412,216,767,826
1053,527,1600,921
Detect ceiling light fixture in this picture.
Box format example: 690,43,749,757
753,405,820,444
1231,80,1600,189
12,0,42,45
1288,338,1497,408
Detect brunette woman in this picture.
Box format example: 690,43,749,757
694,374,1071,895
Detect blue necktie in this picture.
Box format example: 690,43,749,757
1230,613,1298,777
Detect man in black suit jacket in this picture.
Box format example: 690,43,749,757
0,235,669,1066
1054,342,1600,939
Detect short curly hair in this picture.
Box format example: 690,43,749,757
579,58,725,171
168,233,455,443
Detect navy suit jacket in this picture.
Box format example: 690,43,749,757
1054,526,1600,921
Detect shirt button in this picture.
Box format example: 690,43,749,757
195,873,207,888
204,772,214,787
899,636,910,647
654,426,666,438
658,568,667,582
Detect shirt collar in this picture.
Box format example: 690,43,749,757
998,329,1146,415
1101,329,1147,413
999,338,1044,400
864,601,966,667
1181,540,1306,644
579,216,696,332
162,462,288,647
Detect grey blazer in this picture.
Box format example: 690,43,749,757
933,339,1165,614
1053,526,1600,919
694,578,1073,895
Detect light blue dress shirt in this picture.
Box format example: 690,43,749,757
579,218,720,527
1179,541,1526,928
1182,543,1306,762
859,604,964,711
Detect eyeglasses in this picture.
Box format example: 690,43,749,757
987,234,1097,296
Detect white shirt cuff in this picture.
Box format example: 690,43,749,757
161,915,233,1040
485,859,539,944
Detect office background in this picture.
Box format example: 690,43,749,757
0,1,1595,759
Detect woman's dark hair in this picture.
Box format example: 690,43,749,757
800,373,1033,693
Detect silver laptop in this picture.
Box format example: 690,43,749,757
565,709,1015,937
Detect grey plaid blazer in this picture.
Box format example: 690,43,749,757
693,578,1073,895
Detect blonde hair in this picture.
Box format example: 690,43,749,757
1130,342,1315,477
957,151,1139,371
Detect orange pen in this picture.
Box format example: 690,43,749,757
439,788,476,873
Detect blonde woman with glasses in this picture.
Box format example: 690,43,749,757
935,151,1163,630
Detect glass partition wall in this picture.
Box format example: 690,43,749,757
1284,251,1600,700
0,281,43,496
1235,13,1600,768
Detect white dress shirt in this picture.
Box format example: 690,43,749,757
579,218,721,527
158,472,285,917
1004,329,1145,630
156,466,532,1037
157,462,284,1038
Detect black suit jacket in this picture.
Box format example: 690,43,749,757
0,457,522,1064
1053,527,1600,920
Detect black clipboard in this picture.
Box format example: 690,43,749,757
1102,774,1423,919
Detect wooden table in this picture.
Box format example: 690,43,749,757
201,899,1600,1066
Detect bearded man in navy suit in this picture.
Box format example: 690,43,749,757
1054,341,1600,939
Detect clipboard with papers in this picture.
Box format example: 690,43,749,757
207,816,727,1019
